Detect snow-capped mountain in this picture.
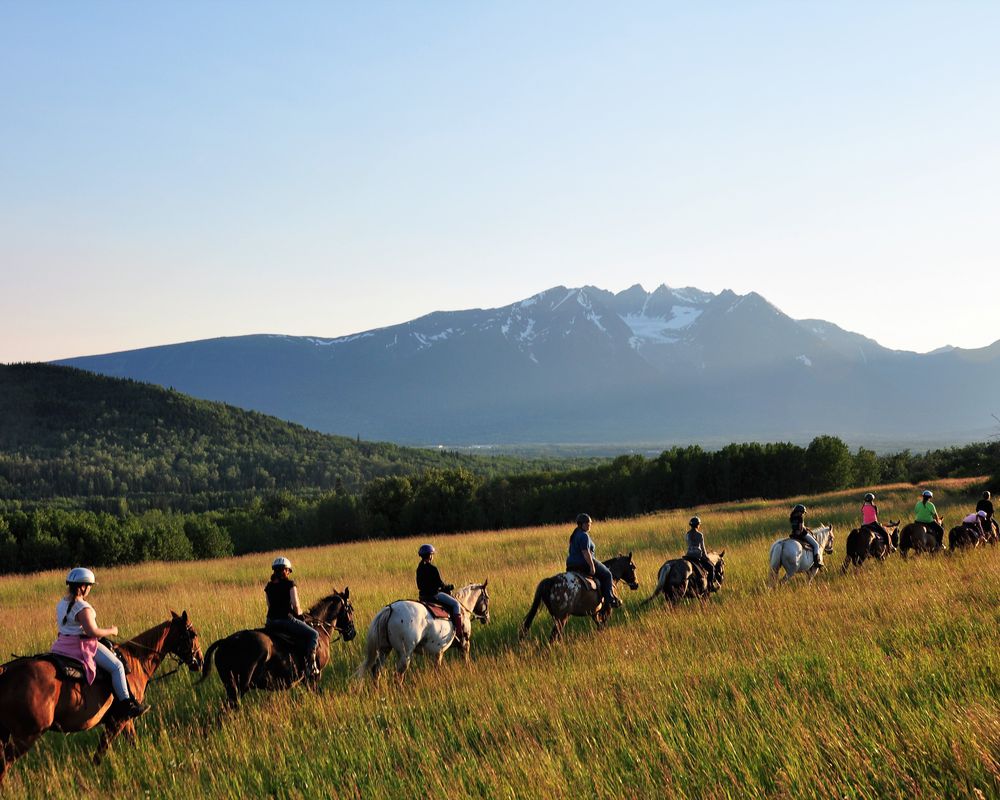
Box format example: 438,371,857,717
54,284,1000,446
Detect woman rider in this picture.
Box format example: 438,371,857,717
566,513,620,609
683,516,720,590
50,567,147,719
914,490,944,548
976,491,996,537
264,557,320,678
789,504,824,569
861,492,893,550
416,544,466,644
961,510,988,544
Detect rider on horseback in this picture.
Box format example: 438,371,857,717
417,544,466,645
49,567,147,719
961,510,988,544
861,493,894,551
264,557,320,678
914,490,944,547
789,504,824,569
683,517,720,591
566,513,620,609
976,491,996,536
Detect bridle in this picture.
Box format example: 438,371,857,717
123,621,202,682
303,595,355,642
455,585,490,624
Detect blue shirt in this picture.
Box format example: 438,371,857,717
566,527,595,569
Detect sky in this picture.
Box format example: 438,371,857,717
2,1,1000,362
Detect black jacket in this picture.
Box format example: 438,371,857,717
417,562,452,602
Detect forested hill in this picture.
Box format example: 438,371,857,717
0,364,564,509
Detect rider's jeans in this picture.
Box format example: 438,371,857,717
803,533,822,561
95,642,130,700
266,617,319,656
432,593,462,616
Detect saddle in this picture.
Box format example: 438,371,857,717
567,569,599,592
23,653,88,682
420,602,453,621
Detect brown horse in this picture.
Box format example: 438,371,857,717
642,551,726,605
948,525,981,552
842,521,900,571
0,611,203,782
898,521,943,558
520,554,639,643
199,588,355,707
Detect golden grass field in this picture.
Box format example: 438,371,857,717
1,479,998,799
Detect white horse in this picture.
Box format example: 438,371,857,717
355,582,490,683
768,525,835,584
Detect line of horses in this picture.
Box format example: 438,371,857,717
1,515,995,783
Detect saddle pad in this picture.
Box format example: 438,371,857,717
39,653,87,682
420,602,452,620
567,572,599,592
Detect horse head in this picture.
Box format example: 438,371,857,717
473,579,491,625
310,588,357,642
714,550,726,585
168,610,204,672
611,552,640,590
823,527,835,554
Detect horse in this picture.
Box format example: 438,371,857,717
0,611,202,781
355,582,490,683
768,525,834,585
841,521,900,572
642,550,726,606
200,588,355,707
898,521,943,558
948,525,982,552
519,553,639,643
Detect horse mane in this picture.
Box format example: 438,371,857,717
307,589,345,620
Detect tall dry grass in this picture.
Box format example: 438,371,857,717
1,480,997,798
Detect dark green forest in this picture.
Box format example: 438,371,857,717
2,364,997,574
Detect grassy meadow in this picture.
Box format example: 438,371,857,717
2,479,998,799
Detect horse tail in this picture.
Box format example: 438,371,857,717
768,540,784,580
521,577,554,636
355,605,392,680
197,639,224,685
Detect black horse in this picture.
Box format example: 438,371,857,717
842,521,900,571
643,551,726,605
200,588,355,707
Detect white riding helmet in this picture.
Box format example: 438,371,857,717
977,510,988,518
921,490,933,498
66,567,96,585
272,556,293,571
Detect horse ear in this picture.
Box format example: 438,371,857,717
181,610,188,622
170,610,178,619
628,550,633,559
482,578,488,588
719,549,726,558
343,587,350,599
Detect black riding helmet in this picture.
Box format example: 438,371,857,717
792,504,806,514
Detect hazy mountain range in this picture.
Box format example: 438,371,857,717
55,284,1000,448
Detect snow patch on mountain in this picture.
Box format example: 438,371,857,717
622,306,702,346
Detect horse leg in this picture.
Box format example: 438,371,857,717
2,733,41,783
394,648,411,683
549,617,565,643
95,717,128,765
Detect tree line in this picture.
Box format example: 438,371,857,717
4,435,997,574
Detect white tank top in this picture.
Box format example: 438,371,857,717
56,598,93,636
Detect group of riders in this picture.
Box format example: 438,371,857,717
45,488,995,718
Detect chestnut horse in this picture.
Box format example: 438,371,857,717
0,611,203,782
199,588,356,707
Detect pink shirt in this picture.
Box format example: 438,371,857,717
50,598,99,684
861,504,878,525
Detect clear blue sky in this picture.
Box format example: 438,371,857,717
3,2,999,362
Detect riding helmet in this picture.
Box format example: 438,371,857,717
689,516,701,527
272,556,293,571
792,504,806,514
418,543,436,558
984,491,992,500
576,513,591,526
922,490,933,498
978,510,988,518
864,492,875,502
65,567,96,585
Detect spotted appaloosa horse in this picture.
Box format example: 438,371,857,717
520,554,639,643
355,582,490,683
768,526,834,584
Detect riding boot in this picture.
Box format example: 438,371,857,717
604,594,621,609
450,614,466,644
308,651,320,678
111,696,148,719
